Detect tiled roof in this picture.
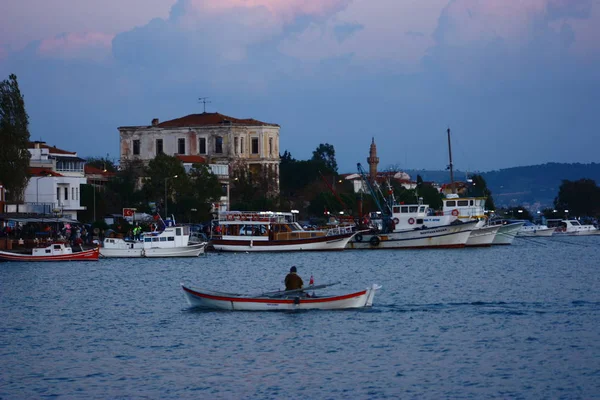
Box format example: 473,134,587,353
29,167,63,177
176,155,206,164
27,142,76,155
84,165,116,176
157,112,279,128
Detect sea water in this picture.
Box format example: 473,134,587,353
1,236,599,399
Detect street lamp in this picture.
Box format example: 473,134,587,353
164,175,178,218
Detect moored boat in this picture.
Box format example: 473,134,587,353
181,282,381,311
100,225,206,257
210,211,356,252
0,243,99,262
546,219,600,236
516,221,555,237
488,219,526,245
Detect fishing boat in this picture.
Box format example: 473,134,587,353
487,219,526,245
100,225,206,257
210,211,356,252
181,282,381,311
546,219,600,236
0,243,99,262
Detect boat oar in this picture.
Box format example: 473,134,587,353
260,281,341,297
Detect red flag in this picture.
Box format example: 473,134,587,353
309,275,314,285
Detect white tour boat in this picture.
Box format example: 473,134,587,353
100,225,206,257
210,211,356,252
516,221,555,237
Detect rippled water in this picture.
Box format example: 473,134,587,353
2,236,600,399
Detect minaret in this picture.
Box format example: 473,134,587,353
367,137,379,184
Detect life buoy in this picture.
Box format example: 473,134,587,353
227,215,233,221
393,217,400,224
451,209,459,217
355,233,363,242
369,236,380,246
408,218,415,225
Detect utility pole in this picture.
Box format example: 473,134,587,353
447,127,455,194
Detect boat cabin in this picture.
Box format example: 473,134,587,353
442,194,487,219
32,243,73,256
142,226,191,248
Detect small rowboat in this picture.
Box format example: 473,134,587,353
181,282,381,311
0,243,100,262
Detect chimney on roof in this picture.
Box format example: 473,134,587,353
33,141,45,149
152,118,159,126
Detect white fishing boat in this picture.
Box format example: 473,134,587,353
487,219,526,245
516,221,555,237
181,282,381,311
0,243,99,262
546,219,600,236
347,203,476,250
100,225,206,257
210,211,356,252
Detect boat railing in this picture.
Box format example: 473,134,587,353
325,225,355,236
218,211,291,223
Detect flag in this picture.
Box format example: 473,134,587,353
309,275,314,285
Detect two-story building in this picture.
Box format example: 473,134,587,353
23,141,87,220
118,112,281,209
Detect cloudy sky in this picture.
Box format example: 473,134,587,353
1,0,599,173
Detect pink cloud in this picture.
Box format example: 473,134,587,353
37,32,114,61
183,0,351,23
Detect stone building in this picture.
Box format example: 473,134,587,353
118,112,281,209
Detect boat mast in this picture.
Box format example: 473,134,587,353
447,127,455,194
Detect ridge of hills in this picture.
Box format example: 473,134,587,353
404,162,600,209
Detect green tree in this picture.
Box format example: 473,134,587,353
230,162,279,211
142,154,187,213
0,74,30,201
85,156,118,173
103,159,146,215
554,178,600,217
175,163,223,222
311,143,338,174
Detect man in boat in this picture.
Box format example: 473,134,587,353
285,266,304,291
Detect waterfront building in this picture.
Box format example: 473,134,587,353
118,112,281,210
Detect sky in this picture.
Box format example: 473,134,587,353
1,0,599,174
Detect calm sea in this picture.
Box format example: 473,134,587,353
1,236,600,399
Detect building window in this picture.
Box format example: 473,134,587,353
251,137,259,154
240,138,244,154
72,187,75,200
156,139,163,155
64,187,68,201
215,136,223,154
56,187,60,201
269,137,273,156
133,140,140,155
234,137,239,155
178,138,185,155
199,138,206,154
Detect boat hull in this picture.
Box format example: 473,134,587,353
0,247,100,262
346,222,474,250
100,243,205,258
181,284,380,311
466,225,500,247
492,222,525,245
517,227,555,237
211,232,355,252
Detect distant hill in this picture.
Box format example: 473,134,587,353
405,163,600,209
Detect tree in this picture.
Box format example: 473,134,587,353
467,174,495,210
554,179,600,217
312,143,338,174
85,156,117,173
0,74,30,201
175,163,223,222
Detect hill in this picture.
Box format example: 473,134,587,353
405,163,600,210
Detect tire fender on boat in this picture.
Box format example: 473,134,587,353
393,217,400,224
369,236,380,246
355,233,363,242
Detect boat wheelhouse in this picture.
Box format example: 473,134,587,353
546,219,600,236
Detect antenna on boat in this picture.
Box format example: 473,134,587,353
447,127,455,194
198,97,211,113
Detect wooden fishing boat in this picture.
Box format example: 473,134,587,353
181,282,381,311
0,243,100,262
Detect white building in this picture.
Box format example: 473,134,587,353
23,141,87,220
